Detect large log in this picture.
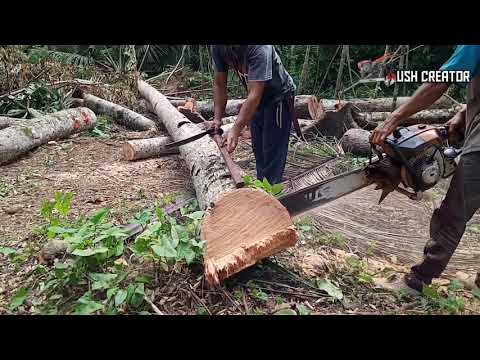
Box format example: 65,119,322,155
82,93,156,131
139,81,299,286
321,96,459,112
138,80,237,209
169,95,324,120
303,103,359,139
122,136,179,161
352,108,457,130
0,108,96,165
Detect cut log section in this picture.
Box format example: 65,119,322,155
138,80,237,209
321,96,460,112
122,136,179,161
177,99,206,123
169,95,324,120
303,103,359,139
82,93,156,131
201,188,299,286
0,108,96,165
340,128,372,157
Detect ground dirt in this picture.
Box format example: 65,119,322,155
1,119,480,315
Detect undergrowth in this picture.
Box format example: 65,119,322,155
7,191,205,315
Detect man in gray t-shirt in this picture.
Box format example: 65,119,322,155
371,45,480,292
210,45,297,184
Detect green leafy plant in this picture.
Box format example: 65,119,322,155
90,115,113,138
420,280,466,315
132,203,205,269
0,177,12,198
9,287,31,311
243,176,284,198
316,278,343,301
318,232,346,247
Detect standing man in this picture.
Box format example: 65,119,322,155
371,45,480,292
210,45,298,185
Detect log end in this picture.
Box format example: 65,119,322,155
122,142,136,161
201,188,299,286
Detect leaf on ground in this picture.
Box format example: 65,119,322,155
0,247,17,256
72,246,109,257
9,287,31,311
297,304,311,315
89,208,110,225
185,211,205,221
316,279,343,300
151,239,177,258
115,289,128,307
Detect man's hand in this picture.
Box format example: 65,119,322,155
209,117,223,132
226,124,242,153
445,109,466,137
370,116,400,145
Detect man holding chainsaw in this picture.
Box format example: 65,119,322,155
210,45,300,185
371,45,480,292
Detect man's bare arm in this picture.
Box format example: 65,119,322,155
371,83,450,144
225,82,265,152
212,72,228,129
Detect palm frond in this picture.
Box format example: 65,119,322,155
46,50,94,67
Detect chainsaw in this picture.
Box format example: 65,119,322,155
278,124,462,216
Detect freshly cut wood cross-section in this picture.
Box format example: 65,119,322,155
201,188,299,286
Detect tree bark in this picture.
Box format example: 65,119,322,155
0,108,97,165
82,93,156,131
122,136,179,161
340,128,372,157
169,95,324,120
352,108,457,128
138,79,237,209
138,80,299,286
321,96,458,112
0,116,23,130
335,45,349,97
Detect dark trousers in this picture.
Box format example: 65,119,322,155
412,151,480,280
250,97,293,184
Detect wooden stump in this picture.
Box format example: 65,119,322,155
340,128,372,157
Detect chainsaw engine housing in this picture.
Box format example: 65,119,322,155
381,124,457,193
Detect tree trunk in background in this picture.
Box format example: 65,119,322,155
321,96,458,112
289,45,296,69
392,45,405,110
352,108,457,128
374,45,391,95
0,108,96,165
169,95,324,120
335,45,349,97
298,45,311,94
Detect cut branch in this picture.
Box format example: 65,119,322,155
82,93,156,131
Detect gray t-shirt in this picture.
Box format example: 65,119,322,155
211,45,296,106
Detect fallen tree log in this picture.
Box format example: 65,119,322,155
82,93,156,131
0,108,96,165
340,128,372,157
169,95,324,120
122,136,179,161
138,80,237,209
0,116,24,130
321,96,459,112
352,108,457,129
138,80,299,286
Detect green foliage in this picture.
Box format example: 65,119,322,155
90,115,113,138
316,278,343,301
132,203,205,269
343,255,375,285
0,177,11,198
9,287,31,311
419,281,466,315
243,176,284,198
318,232,346,247
0,82,73,119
